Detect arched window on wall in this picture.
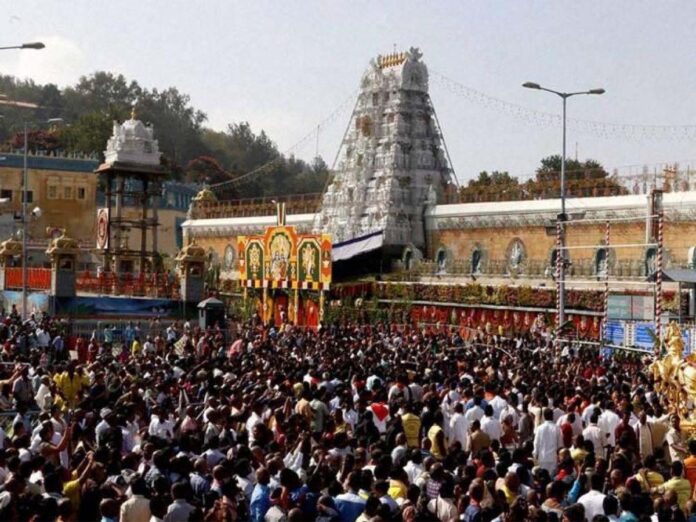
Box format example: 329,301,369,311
688,246,696,269
436,248,447,274
645,247,657,277
547,249,558,278
595,248,609,278
471,247,482,275
404,249,413,271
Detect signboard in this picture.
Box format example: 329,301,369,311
608,294,655,321
96,208,109,250
633,322,655,351
605,320,625,346
631,296,655,321
607,296,631,320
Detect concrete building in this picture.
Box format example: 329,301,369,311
0,153,99,247
0,151,195,270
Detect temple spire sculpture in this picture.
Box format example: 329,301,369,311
315,47,454,252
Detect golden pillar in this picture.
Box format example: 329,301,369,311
319,290,325,325
262,286,268,324
293,288,299,324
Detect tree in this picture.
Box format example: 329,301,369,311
10,129,60,153
0,71,328,199
185,156,232,185
459,170,520,202
61,72,141,119
137,87,208,172
59,111,117,158
199,123,327,199
528,155,627,198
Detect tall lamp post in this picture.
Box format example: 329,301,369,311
0,42,45,51
20,118,62,321
522,82,604,342
0,40,46,320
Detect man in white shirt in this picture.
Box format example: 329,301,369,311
582,411,607,459
390,433,409,466
246,402,264,445
143,336,156,356
598,402,621,449
556,407,583,438
499,395,520,429
581,397,600,426
528,399,543,429
36,328,50,349
449,403,470,451
577,473,607,522
487,387,508,419
95,409,114,446
34,376,53,412
533,408,562,474
464,396,485,424
636,411,659,461
481,405,502,442
148,407,175,442
665,416,687,463
403,450,424,485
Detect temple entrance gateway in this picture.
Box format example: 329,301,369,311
238,204,331,328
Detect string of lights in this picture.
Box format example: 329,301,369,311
431,70,696,142
210,90,358,192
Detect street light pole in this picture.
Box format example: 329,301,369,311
22,122,27,321
522,82,605,344
0,41,46,320
19,120,58,321
0,42,45,51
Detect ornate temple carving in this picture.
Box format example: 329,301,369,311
104,107,161,166
315,48,455,247
651,321,696,433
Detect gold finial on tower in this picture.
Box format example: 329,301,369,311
377,50,406,69
130,104,137,120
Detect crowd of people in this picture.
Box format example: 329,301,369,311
0,305,691,522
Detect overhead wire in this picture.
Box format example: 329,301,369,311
430,70,696,142
210,90,358,192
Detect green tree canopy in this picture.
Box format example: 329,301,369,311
0,71,328,199
529,155,627,197
459,170,520,201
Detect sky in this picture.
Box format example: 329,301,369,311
2,2,696,184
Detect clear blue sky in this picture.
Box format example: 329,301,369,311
2,1,696,184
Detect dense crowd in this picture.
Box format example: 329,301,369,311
0,305,691,522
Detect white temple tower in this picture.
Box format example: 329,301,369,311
315,47,455,254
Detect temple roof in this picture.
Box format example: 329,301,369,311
103,108,161,167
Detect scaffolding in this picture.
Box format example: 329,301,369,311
555,191,664,353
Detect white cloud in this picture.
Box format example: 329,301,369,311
11,35,86,87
